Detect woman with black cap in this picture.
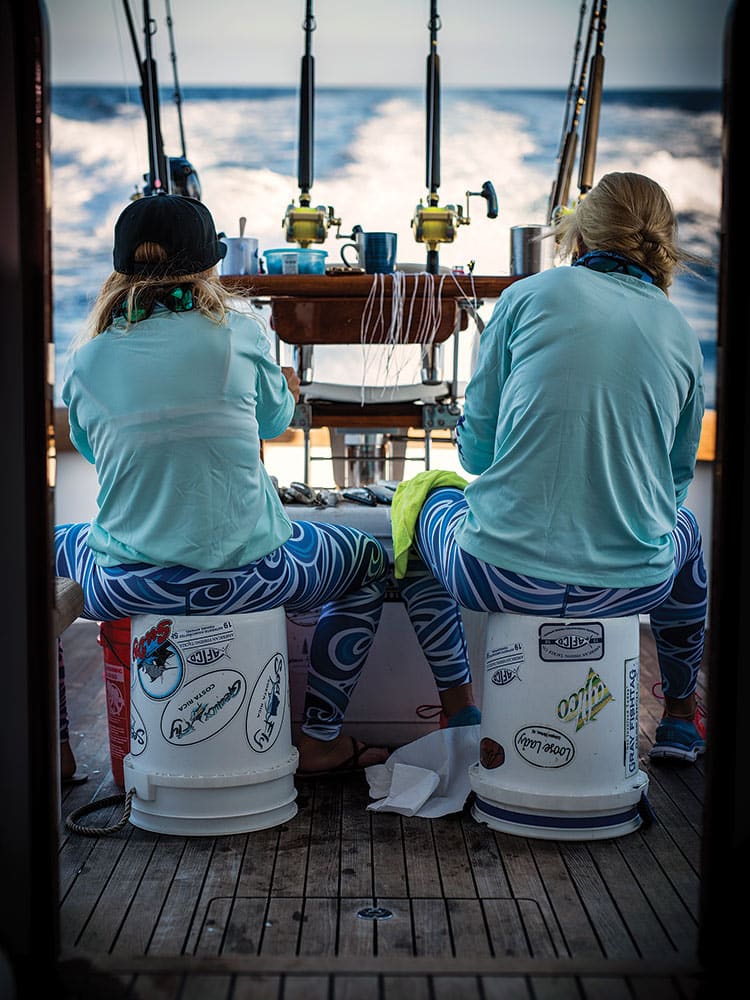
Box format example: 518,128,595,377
55,193,391,776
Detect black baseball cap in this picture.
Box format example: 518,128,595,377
113,194,227,276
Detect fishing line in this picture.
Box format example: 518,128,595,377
357,272,452,403
164,0,187,159
111,0,145,189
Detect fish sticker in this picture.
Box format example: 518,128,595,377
186,644,231,667
133,618,185,700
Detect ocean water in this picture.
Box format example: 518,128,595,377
50,85,721,408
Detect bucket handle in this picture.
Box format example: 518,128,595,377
65,788,135,837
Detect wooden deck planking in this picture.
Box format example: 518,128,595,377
340,782,375,897
401,815,442,896
55,619,708,995
113,836,188,954
585,840,676,958
432,815,478,896
489,835,569,955
527,840,606,958
556,841,640,958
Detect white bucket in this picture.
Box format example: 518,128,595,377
122,607,298,836
469,614,649,840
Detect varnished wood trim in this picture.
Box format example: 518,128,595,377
221,274,518,299
75,953,702,978
697,408,716,462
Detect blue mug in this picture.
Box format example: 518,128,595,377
341,231,398,274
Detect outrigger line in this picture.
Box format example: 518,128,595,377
547,0,608,224
122,0,201,199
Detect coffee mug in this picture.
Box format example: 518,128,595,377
341,231,397,274
221,236,259,276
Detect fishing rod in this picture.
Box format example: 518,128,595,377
577,0,607,198
548,0,587,216
411,0,498,276
164,0,202,198
283,0,342,246
129,0,169,194
122,0,201,198
547,0,607,223
411,0,498,388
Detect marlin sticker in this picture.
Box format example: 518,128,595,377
133,618,185,700
246,652,287,752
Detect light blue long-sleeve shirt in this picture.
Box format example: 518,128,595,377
62,306,296,570
454,264,704,587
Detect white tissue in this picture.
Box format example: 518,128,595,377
365,725,480,818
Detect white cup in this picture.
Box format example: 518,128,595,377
221,237,259,276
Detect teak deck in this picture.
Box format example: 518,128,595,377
56,620,707,999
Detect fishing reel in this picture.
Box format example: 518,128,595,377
411,181,498,250
282,198,342,247
140,157,202,200
168,156,202,200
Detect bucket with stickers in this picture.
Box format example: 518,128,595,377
469,613,650,841
121,607,298,835
98,617,132,788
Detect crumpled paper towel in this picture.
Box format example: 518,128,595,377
365,725,480,817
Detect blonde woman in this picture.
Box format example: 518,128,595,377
398,172,708,763
55,194,392,776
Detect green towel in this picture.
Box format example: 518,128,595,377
391,470,468,579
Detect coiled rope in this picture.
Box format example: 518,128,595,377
65,788,135,837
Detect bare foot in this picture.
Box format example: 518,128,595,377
296,733,389,775
60,739,77,781
60,739,87,784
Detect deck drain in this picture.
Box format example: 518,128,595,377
356,906,393,920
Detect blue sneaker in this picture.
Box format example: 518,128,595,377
445,705,481,728
649,716,706,762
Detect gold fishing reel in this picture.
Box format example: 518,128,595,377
283,197,342,247
411,181,498,251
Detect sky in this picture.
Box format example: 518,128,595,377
45,0,732,90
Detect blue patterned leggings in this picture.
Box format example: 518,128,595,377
398,488,707,700
55,520,389,741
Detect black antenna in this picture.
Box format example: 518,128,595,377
298,0,315,204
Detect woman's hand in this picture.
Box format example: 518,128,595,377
281,365,301,403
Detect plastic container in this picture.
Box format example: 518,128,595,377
99,618,131,788
264,248,327,275
122,608,298,836
470,613,649,840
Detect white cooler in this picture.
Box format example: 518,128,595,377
286,503,488,746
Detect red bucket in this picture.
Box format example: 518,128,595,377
98,618,131,788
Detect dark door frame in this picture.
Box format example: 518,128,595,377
0,0,747,993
